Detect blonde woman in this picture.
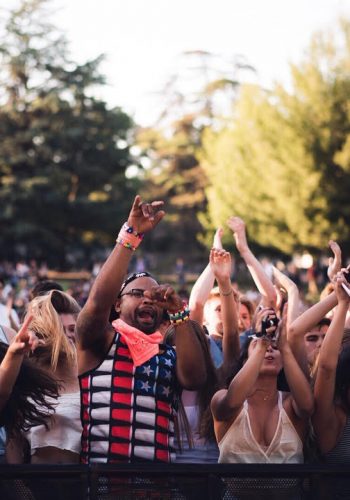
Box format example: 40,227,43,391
10,290,81,464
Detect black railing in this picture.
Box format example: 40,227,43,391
0,464,349,499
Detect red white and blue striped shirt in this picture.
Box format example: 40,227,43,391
79,331,178,463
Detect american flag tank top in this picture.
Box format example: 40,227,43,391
79,331,178,463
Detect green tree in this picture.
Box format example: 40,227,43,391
136,118,207,257
201,19,350,254
0,0,136,265
136,51,254,258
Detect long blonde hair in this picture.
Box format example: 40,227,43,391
26,290,81,372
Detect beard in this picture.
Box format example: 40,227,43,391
134,307,161,334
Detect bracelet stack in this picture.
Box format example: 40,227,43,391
167,304,190,325
116,223,144,251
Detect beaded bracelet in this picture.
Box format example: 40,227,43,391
116,237,138,251
116,223,144,251
220,288,233,296
167,304,190,325
122,222,144,240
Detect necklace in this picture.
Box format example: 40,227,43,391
253,389,275,401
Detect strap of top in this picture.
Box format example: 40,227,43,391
277,391,283,409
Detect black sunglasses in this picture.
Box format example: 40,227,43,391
120,288,146,299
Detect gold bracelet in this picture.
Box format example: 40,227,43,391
220,288,233,296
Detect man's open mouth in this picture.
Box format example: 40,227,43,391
137,307,156,323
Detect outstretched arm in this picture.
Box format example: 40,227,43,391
0,315,36,412
289,291,337,339
209,248,240,378
175,320,207,389
289,241,341,344
272,266,309,374
227,217,277,308
211,337,267,422
278,313,314,417
76,196,165,358
145,285,207,389
189,228,223,324
313,272,350,453
327,240,342,282
272,266,300,327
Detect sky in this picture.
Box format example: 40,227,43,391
9,0,350,125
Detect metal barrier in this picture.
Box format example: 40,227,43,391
0,463,349,500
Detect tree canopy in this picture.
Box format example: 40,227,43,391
1,3,350,266
135,51,254,257
0,0,136,265
201,19,350,254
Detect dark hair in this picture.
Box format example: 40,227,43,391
0,343,59,437
30,280,64,300
164,320,219,442
236,335,254,374
228,335,286,390
335,345,350,413
49,289,81,315
317,317,331,329
239,296,255,319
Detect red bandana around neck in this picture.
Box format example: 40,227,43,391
112,318,163,367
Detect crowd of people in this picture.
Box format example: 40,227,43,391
0,195,349,499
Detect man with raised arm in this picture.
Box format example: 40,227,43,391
76,196,207,463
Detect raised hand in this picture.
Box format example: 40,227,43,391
327,240,342,282
228,216,277,310
254,307,279,341
7,314,42,356
209,248,232,284
127,195,165,235
143,285,183,313
213,227,224,250
227,216,248,255
272,266,295,292
334,268,350,303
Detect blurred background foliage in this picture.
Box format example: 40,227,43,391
0,0,350,268
0,0,137,265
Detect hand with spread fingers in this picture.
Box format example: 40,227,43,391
227,215,277,309
209,248,232,286
127,195,165,235
227,216,249,255
144,285,183,313
213,227,224,250
327,240,342,282
334,268,350,303
7,314,42,356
